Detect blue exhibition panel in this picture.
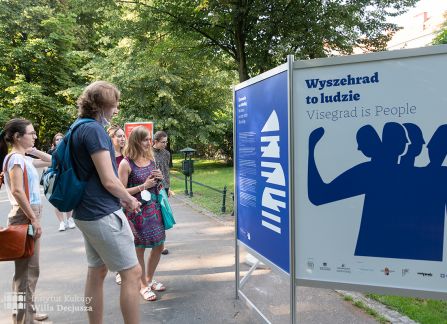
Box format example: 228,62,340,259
235,71,290,273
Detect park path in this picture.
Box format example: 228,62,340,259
0,189,378,323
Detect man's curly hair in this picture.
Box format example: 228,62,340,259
77,81,120,118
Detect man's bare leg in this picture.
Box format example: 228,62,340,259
85,265,108,324
119,264,142,324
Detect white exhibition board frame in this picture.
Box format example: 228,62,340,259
234,59,296,323
293,45,447,300
234,45,447,324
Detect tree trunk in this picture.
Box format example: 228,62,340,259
233,1,250,82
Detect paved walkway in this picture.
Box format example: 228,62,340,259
0,191,384,323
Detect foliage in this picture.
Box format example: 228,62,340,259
81,4,236,158
432,12,447,45
123,0,418,81
0,0,420,158
0,0,93,148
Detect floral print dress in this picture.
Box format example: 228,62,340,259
124,157,165,248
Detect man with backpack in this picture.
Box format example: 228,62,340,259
69,81,142,324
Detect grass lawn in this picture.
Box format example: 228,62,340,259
169,155,234,215
367,294,447,324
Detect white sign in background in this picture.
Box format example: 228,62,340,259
293,52,447,294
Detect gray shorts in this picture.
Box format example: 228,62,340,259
74,210,138,272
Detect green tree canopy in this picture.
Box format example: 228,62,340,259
81,4,236,158
0,0,420,160
0,0,93,147
119,0,418,81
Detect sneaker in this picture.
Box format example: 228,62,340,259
58,221,66,231
67,218,76,229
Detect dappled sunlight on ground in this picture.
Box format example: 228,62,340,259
161,252,235,271
195,225,234,235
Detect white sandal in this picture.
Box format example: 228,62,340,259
115,273,121,285
140,287,157,301
150,280,166,291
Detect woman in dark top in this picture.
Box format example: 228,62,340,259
118,126,165,301
107,125,126,166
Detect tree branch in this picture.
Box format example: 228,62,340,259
116,0,237,59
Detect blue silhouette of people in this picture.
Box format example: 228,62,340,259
356,125,381,160
401,123,425,167
308,122,446,261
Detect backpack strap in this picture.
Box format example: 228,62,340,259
70,118,96,132
66,118,95,179
65,118,96,147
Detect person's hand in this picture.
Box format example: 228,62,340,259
121,196,141,212
25,147,37,155
168,189,174,197
151,169,163,180
30,218,42,239
143,176,158,189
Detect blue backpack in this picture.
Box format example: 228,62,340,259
43,118,95,212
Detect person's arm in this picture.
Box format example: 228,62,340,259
118,159,159,195
91,150,140,211
27,147,51,168
118,159,144,195
9,164,42,239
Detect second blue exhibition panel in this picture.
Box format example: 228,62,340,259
235,70,290,273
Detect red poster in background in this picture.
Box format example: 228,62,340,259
124,122,154,141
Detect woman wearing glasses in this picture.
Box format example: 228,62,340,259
0,118,51,323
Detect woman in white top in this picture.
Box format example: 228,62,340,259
0,118,51,324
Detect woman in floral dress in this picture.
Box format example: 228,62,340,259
118,126,166,301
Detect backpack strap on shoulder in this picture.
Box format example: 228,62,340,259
66,118,96,175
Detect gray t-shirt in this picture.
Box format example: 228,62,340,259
71,120,120,221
